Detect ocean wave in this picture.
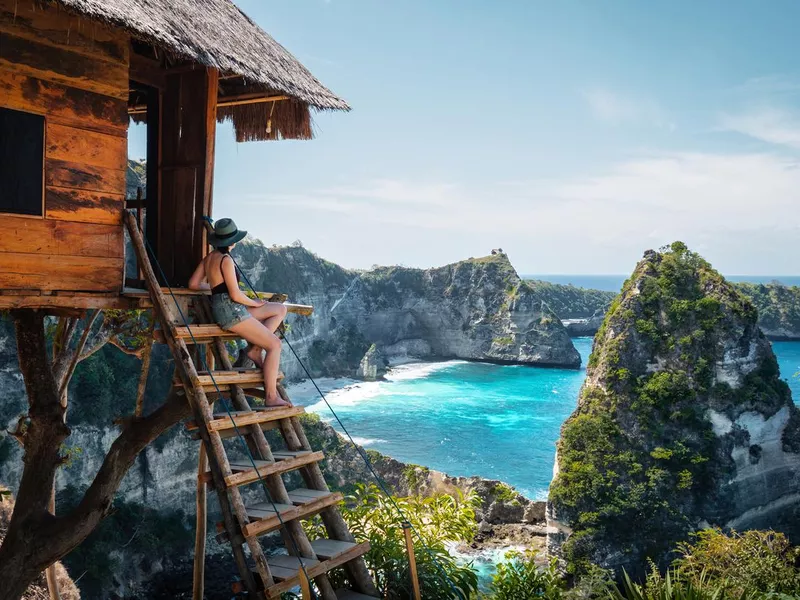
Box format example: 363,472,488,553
384,360,468,382
350,436,388,446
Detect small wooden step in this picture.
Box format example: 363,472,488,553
177,368,284,390
186,405,304,432
244,491,344,538
202,451,324,488
256,541,372,598
336,590,381,600
311,539,360,561
288,488,333,505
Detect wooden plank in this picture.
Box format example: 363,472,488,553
311,540,358,561
0,69,127,134
180,369,273,389
0,0,128,64
290,489,334,501
185,405,303,431
46,186,124,225
205,451,325,489
0,215,123,258
46,158,126,194
0,33,127,98
45,122,127,169
0,253,121,291
0,293,139,310
335,590,380,600
244,493,343,538
263,542,371,599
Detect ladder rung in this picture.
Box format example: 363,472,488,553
243,492,344,538
272,450,312,460
310,539,360,560
177,368,284,389
203,451,324,488
186,405,304,431
288,488,333,505
336,590,381,600
256,541,371,599
154,325,240,343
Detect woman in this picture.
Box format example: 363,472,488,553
188,218,289,408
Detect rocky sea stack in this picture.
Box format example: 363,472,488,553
547,242,800,576
233,243,581,374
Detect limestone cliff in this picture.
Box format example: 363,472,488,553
234,243,581,375
737,283,800,341
547,242,800,577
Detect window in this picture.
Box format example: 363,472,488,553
0,107,44,216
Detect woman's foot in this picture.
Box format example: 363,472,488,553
246,345,264,369
264,395,290,408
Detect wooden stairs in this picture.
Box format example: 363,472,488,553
125,212,379,600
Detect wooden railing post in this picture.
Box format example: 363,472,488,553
402,521,421,600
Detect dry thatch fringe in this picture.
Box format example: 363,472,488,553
217,99,313,142
51,0,350,111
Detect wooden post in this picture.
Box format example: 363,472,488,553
193,444,207,600
299,568,312,599
402,521,421,600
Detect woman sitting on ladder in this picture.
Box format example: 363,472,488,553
189,218,289,407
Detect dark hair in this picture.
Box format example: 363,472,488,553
217,246,231,255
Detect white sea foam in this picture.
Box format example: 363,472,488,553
299,360,466,413
350,436,388,446
384,360,467,382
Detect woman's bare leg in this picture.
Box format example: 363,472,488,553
242,303,288,368
248,302,288,333
229,318,287,407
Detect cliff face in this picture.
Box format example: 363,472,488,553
737,283,800,341
234,243,581,374
547,243,800,576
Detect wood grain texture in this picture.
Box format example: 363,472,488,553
0,215,122,257
0,69,127,133
46,158,126,194
0,252,122,291
0,33,127,98
45,122,126,170
46,186,124,224
0,0,128,64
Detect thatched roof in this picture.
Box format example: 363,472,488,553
53,0,349,113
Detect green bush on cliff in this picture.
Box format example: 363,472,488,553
549,242,783,577
487,551,565,600
303,483,479,599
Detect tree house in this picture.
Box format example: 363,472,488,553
0,2,380,599
0,0,349,308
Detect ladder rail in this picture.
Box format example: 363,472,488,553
124,212,271,593
197,298,339,599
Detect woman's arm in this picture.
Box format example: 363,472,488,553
188,259,210,291
221,256,263,307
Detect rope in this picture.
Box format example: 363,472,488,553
230,254,468,600
139,232,317,598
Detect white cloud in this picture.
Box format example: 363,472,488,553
720,108,800,149
582,88,673,129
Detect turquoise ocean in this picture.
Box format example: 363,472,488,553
289,275,800,500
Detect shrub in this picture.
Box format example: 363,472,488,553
673,528,800,596
487,551,565,600
303,483,479,599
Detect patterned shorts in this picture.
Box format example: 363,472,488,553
211,293,252,330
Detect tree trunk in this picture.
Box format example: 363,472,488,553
0,310,191,600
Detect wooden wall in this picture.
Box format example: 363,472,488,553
0,0,127,292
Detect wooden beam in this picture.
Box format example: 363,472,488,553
0,293,141,310
129,52,167,90
128,94,290,115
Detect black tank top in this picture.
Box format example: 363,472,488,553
211,254,231,295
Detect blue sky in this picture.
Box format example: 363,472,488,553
130,1,800,275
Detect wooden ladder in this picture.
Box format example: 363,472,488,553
125,212,379,600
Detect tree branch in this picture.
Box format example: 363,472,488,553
58,310,101,398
